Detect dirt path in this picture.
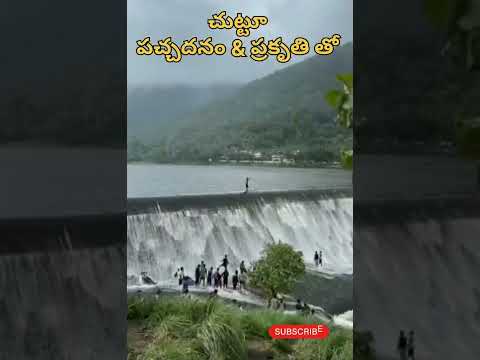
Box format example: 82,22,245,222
127,321,150,357
247,340,275,360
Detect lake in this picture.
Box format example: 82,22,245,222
128,163,352,198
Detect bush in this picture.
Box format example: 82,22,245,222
128,297,157,320
197,313,247,360
249,242,306,304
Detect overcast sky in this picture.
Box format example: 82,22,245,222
128,0,352,87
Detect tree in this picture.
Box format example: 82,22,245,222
424,0,480,71
325,73,353,169
325,74,353,129
423,1,480,163
127,138,151,162
249,242,306,306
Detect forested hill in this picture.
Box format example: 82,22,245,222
129,43,353,164
128,84,240,143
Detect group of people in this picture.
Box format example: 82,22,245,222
397,330,415,360
174,255,249,293
314,250,323,267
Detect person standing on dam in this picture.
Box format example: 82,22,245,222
407,331,415,360
178,267,184,286
232,270,239,290
220,254,229,271
314,251,319,266
195,264,201,286
213,267,220,288
319,250,323,266
207,266,213,286
240,260,247,274
200,262,207,287
244,177,249,193
397,330,408,360
223,268,229,288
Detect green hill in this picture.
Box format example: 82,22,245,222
128,84,240,143
129,43,353,164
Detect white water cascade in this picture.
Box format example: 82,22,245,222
127,195,352,285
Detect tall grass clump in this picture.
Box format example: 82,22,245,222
140,339,204,360
240,310,314,339
128,296,352,360
292,328,353,360
197,313,247,360
128,296,248,360
128,297,157,320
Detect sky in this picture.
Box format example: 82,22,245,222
128,0,352,87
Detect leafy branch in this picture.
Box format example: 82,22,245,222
325,74,353,129
325,73,353,169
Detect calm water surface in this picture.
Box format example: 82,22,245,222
128,163,351,197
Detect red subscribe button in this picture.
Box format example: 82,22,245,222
268,324,330,340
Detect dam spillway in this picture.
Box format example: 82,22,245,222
355,197,480,359
127,190,353,284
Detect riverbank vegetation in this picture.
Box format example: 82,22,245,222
127,296,352,360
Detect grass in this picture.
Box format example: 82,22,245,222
240,309,315,339
128,296,352,360
290,328,353,360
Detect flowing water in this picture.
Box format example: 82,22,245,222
127,164,353,319
0,225,126,360
355,202,480,359
127,194,353,284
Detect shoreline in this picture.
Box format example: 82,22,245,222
127,160,347,170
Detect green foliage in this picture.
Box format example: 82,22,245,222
240,310,313,339
128,296,331,360
128,44,353,165
271,339,294,354
324,73,353,169
197,313,247,360
128,296,354,360
249,242,306,302
128,297,157,320
324,73,353,129
340,149,353,169
292,328,353,360
140,339,203,360
336,73,353,90
128,84,240,143
128,297,246,360
324,90,344,109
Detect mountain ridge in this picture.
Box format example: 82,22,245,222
128,43,353,164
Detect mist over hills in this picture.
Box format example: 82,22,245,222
128,43,353,164
127,84,240,143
